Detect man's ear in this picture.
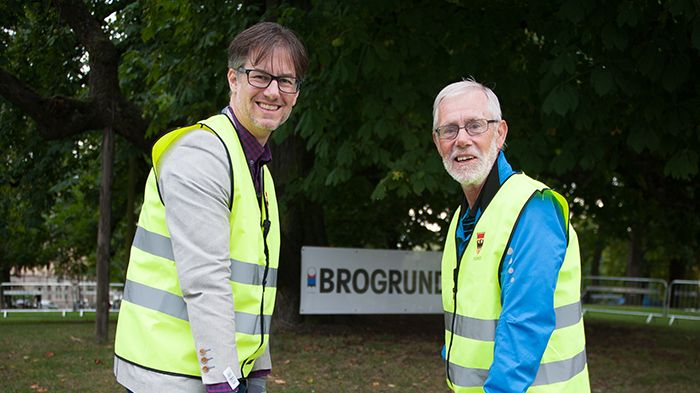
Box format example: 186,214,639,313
496,120,508,149
432,131,443,154
227,68,238,91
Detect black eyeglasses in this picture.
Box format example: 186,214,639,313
237,67,301,94
434,119,500,140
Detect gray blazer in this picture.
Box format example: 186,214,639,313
115,112,271,393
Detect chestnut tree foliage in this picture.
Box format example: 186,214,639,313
1,0,699,301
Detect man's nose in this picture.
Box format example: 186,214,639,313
263,79,281,97
454,127,473,146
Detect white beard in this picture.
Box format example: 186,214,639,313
443,137,499,186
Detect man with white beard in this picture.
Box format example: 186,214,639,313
433,79,591,392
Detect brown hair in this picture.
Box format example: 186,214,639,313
227,22,308,80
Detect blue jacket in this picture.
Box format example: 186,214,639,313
450,151,568,392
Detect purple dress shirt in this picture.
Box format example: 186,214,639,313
225,106,272,196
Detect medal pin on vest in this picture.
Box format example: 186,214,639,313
475,232,485,254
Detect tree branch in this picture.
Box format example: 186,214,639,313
94,0,138,21
0,67,101,139
51,0,152,152
53,0,119,100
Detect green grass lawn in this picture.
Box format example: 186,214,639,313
0,312,698,392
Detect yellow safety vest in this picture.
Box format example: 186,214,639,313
114,114,280,378
442,174,590,392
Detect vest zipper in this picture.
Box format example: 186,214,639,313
240,168,272,377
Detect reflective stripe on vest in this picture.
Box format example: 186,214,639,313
132,225,278,288
444,301,583,341
114,114,280,378
122,279,271,335
447,349,588,388
442,173,590,392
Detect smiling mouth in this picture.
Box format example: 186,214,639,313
257,102,280,111
455,155,476,162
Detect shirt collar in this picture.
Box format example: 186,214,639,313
224,106,272,166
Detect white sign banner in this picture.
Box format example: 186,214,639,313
300,246,443,314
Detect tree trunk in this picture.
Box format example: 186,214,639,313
125,153,137,248
625,228,644,278
590,241,603,277
269,134,327,324
668,257,686,308
275,196,327,324
668,258,686,282
95,127,114,344
0,266,6,309
0,265,9,283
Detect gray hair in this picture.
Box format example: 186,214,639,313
432,78,502,130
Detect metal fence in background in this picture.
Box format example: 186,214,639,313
2,277,699,325
666,279,700,324
582,276,700,325
0,281,124,317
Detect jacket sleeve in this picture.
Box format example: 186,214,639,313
159,130,243,385
483,190,568,393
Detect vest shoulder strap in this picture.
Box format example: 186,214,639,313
494,173,544,212
500,173,570,235
151,114,238,210
152,124,204,177
198,115,239,210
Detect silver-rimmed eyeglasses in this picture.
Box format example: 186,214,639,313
237,67,301,94
434,119,500,140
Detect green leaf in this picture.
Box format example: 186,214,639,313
667,0,694,18
543,84,579,116
664,149,699,179
627,128,654,153
552,52,575,76
335,57,350,83
141,24,155,42
601,23,628,50
361,96,383,120
336,141,354,165
550,149,576,175
325,167,351,186
559,0,585,24
662,55,690,92
357,123,373,139
616,3,639,27
391,89,417,113
591,66,615,96
374,117,392,138
361,48,376,76
637,45,664,79
411,170,427,195
371,178,388,200
331,37,344,47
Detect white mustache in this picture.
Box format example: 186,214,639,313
449,148,480,161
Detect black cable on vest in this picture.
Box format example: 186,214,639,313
240,167,272,378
